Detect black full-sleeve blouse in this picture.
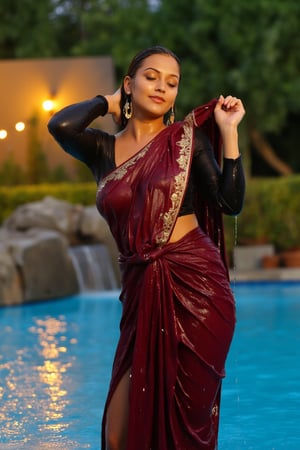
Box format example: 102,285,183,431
48,96,245,216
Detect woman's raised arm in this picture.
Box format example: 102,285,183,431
48,95,109,163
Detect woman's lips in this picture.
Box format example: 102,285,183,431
149,96,165,104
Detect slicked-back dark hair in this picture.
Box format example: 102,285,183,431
120,46,181,128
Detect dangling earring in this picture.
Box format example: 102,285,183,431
123,96,133,119
167,106,175,126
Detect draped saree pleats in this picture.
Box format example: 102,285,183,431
97,99,235,450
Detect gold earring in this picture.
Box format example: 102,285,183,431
167,107,175,126
123,96,133,119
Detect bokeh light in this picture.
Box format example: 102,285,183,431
15,122,25,132
0,129,8,139
42,99,55,112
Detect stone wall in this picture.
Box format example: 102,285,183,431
0,196,120,306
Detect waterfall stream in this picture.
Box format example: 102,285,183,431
69,244,118,292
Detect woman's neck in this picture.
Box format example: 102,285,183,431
121,117,166,143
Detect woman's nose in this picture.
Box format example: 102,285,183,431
155,81,166,93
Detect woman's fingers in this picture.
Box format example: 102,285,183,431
220,95,242,111
214,95,245,128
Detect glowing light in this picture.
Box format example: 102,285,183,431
0,129,7,139
15,122,25,132
42,99,55,112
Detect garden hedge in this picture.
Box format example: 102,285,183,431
224,174,300,253
0,182,96,225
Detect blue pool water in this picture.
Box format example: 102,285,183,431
0,282,299,449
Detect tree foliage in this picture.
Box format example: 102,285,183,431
0,0,56,57
1,0,300,175
150,0,300,174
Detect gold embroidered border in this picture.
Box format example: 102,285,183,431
97,142,152,192
156,115,194,245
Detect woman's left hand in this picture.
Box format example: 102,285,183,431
214,95,245,130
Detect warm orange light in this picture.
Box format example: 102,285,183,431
0,129,7,139
15,122,25,132
42,99,55,112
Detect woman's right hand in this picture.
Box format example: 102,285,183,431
105,89,122,125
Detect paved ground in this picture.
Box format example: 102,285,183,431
230,267,300,282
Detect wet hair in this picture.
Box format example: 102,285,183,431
120,46,181,128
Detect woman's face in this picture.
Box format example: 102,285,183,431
124,53,180,121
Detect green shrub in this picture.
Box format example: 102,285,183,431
0,182,97,224
0,157,27,185
224,175,300,253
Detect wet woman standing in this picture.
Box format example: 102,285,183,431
48,45,245,450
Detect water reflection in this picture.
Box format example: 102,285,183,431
33,317,70,431
0,313,85,448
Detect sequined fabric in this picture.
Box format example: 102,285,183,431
97,100,235,450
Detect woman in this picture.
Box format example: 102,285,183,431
48,45,245,450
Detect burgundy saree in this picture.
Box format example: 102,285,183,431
97,99,236,450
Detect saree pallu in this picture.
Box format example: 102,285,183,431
97,99,235,450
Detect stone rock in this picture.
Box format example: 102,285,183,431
0,197,121,306
8,229,79,302
79,205,111,242
4,196,83,244
0,243,23,306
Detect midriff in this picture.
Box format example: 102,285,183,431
168,213,199,243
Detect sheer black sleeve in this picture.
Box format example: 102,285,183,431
47,96,115,175
192,127,245,215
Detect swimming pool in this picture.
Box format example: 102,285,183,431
0,282,299,449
